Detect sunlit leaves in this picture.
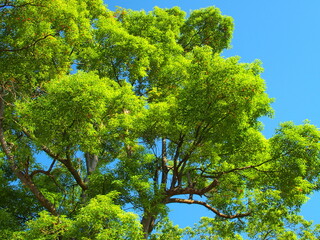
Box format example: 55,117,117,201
17,71,145,154
13,193,144,240
0,0,103,94
179,7,234,53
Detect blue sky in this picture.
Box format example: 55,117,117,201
104,0,320,229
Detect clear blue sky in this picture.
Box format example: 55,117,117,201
104,0,320,229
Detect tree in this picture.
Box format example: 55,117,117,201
1,0,320,239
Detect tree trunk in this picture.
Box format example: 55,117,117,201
141,212,156,239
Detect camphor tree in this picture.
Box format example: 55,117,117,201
1,0,320,239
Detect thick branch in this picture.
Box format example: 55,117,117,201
166,178,219,197
167,198,250,219
30,159,56,178
141,213,156,239
63,155,88,190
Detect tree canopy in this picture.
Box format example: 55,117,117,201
1,0,320,239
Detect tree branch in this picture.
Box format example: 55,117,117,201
0,34,57,52
23,123,88,190
171,134,184,189
166,178,219,197
0,1,45,9
176,122,211,171
30,159,56,178
21,127,88,190
202,154,285,179
167,198,250,219
21,128,62,161
161,138,168,185
63,151,88,191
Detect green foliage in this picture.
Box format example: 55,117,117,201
150,217,186,240
13,193,144,240
185,217,244,240
0,157,43,237
179,7,233,53
67,193,144,240
13,211,72,240
0,0,104,95
17,71,145,155
0,209,20,239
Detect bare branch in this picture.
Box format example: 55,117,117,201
30,159,56,178
64,154,88,190
166,178,219,197
167,198,250,219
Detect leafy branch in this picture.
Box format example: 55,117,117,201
0,34,57,52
